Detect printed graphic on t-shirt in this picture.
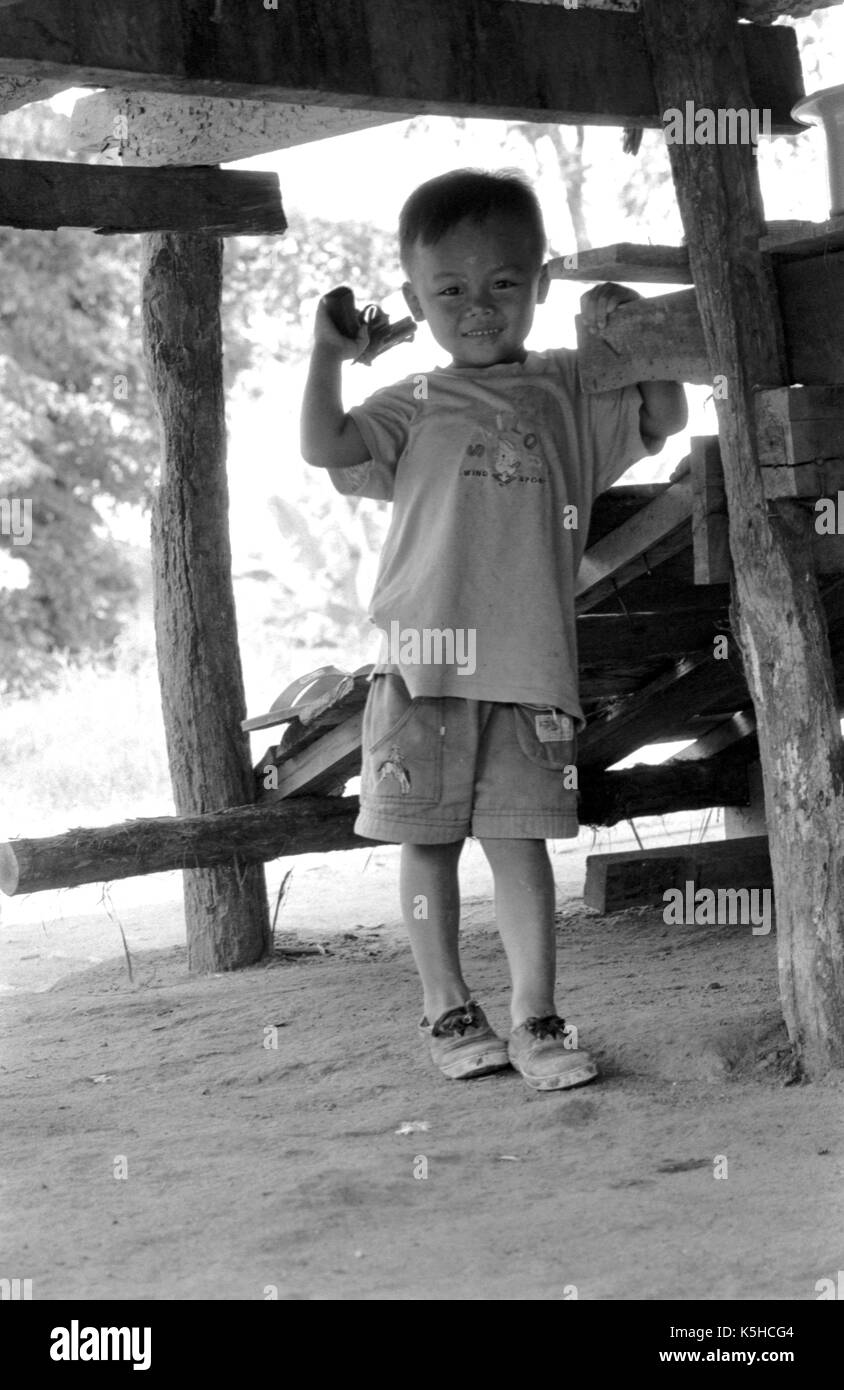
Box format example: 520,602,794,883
461,401,547,489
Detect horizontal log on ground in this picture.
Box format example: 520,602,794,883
0,159,286,235
0,758,751,896
0,0,802,129
584,834,772,914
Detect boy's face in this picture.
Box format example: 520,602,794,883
402,213,549,368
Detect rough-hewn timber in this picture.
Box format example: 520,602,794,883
642,0,844,1078
0,159,286,235
141,233,271,972
0,0,802,130
0,759,750,897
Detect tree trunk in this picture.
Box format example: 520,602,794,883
141,232,270,972
641,0,844,1076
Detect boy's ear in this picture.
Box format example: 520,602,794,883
402,281,426,322
536,263,550,305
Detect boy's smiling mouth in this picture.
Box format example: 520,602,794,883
462,327,501,337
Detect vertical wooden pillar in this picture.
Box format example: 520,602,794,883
641,0,844,1076
141,232,271,972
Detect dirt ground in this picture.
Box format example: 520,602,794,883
2,830,842,1301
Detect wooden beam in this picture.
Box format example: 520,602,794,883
259,712,364,799
578,649,748,770
548,244,692,285
0,158,286,234
141,232,271,973
690,436,731,585
562,1,840,21
584,834,772,915
577,609,727,665
756,387,844,499
641,0,844,1078
70,90,404,167
576,252,844,390
0,0,803,130
576,476,693,611
0,74,64,114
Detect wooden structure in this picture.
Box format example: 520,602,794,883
1,0,844,1076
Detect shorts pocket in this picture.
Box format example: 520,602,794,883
513,705,577,773
361,673,443,806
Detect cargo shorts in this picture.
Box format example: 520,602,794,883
355,672,579,844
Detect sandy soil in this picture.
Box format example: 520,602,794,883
2,830,842,1301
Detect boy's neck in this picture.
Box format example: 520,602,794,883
449,345,529,369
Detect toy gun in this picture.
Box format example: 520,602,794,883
323,285,416,366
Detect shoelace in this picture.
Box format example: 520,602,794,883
523,1015,568,1040
432,1004,480,1037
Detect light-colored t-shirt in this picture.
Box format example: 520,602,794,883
328,348,647,725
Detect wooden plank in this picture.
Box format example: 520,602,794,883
577,609,726,665
756,386,844,497
576,290,708,389
690,436,730,584
548,244,692,284
572,0,839,20
584,834,772,914
775,251,844,387
0,0,803,130
672,709,758,763
0,74,64,114
577,251,844,390
70,90,405,167
0,158,286,235
578,649,748,770
259,712,364,799
761,215,844,261
576,479,694,610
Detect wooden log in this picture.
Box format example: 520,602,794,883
584,834,772,915
0,761,751,897
641,0,844,1077
690,436,731,585
576,478,693,611
70,90,404,166
0,798,369,897
0,0,803,130
578,754,749,828
0,159,286,235
141,232,271,973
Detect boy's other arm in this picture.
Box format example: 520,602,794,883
300,297,371,469
579,282,687,454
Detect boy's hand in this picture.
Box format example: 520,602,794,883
580,281,642,332
313,292,371,363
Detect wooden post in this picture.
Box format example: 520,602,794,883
641,0,844,1076
141,232,270,972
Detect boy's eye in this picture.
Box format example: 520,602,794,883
494,279,517,289
438,286,461,296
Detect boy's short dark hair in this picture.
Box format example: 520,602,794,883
399,168,546,272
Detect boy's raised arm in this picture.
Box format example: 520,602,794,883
300,296,371,469
580,283,687,454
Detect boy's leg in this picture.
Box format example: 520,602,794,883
477,836,556,1027
399,839,469,1023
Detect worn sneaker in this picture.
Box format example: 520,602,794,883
508,1015,598,1091
420,1001,511,1080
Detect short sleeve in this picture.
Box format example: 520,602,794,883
588,382,649,492
327,377,419,501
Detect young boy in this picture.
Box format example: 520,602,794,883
300,169,686,1090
